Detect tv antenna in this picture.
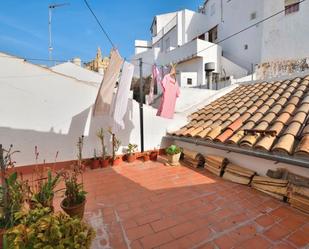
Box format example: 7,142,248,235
48,3,69,63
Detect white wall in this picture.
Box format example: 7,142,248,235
51,62,103,84
221,57,248,79
261,0,309,62
134,40,152,54
184,9,208,43
179,72,198,87
176,57,204,86
0,53,187,166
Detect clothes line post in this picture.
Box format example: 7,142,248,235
139,58,144,152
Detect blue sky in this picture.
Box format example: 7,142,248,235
0,0,201,64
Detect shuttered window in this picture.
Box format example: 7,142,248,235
285,0,300,15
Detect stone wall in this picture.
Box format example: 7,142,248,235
256,58,309,80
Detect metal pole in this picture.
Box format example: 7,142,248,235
48,7,53,62
139,58,144,152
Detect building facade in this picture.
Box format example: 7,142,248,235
133,0,309,87
132,9,247,89
85,47,109,75
199,0,309,74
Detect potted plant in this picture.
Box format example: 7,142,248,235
0,144,27,247
91,149,100,169
126,143,138,163
30,169,61,210
165,145,182,166
60,166,87,219
97,128,110,167
109,129,122,166
150,149,158,161
5,206,95,248
143,152,150,162
77,135,86,171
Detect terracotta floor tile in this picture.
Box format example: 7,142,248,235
270,242,296,249
126,224,154,241
255,215,277,228
139,230,174,249
286,230,309,248
263,224,291,241
236,235,272,249
158,236,193,249
214,233,238,249
168,221,198,239
40,161,308,249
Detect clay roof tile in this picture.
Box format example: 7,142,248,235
287,96,300,106
272,134,295,155
291,112,307,124
261,112,276,124
269,104,282,115
248,112,263,123
276,112,291,124
295,135,309,157
281,104,296,115
283,121,302,136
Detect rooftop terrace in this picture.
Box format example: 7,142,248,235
51,158,309,249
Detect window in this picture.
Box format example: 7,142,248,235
285,0,300,15
209,25,218,43
187,78,192,85
198,33,206,40
250,12,257,20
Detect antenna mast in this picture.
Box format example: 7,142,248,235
48,3,69,64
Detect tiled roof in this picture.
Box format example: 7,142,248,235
170,75,309,158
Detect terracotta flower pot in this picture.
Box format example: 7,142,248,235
112,157,122,166
61,198,86,219
143,154,150,162
101,158,110,168
127,154,136,163
150,151,158,161
167,153,181,166
91,159,101,169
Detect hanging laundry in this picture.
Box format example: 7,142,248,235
156,66,180,119
147,65,161,105
112,61,135,130
93,48,123,116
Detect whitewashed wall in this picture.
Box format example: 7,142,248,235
0,53,187,166
261,0,309,62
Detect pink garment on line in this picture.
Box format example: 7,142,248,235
147,65,161,104
156,73,180,119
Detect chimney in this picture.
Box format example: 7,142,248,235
72,57,81,67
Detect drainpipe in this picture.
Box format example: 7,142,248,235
165,135,309,168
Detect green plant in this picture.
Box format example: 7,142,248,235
97,128,107,160
0,145,24,229
0,172,25,229
31,170,61,209
77,135,84,168
126,144,138,155
108,129,121,160
60,168,86,208
5,207,95,249
165,145,182,155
